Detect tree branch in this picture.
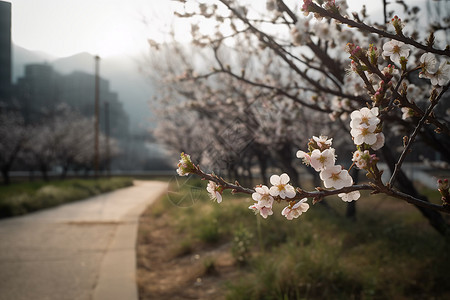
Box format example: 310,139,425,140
309,3,450,57
188,161,450,214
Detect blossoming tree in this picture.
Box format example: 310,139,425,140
0,111,28,184
151,0,450,235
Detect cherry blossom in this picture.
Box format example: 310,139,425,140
350,107,381,147
250,185,274,218
430,61,450,86
161,0,450,225
207,181,223,203
281,199,309,220
310,148,336,171
338,191,361,202
401,107,414,120
249,203,273,219
319,165,353,189
420,53,437,74
382,40,410,64
252,185,274,208
312,135,333,150
438,179,449,190
296,150,312,166
352,150,368,169
350,124,378,146
269,173,296,199
371,132,385,151
176,152,194,176
350,107,380,129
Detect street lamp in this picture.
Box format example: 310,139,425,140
94,55,100,178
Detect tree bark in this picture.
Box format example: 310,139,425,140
41,166,49,181
276,142,299,186
256,150,268,186
1,168,10,185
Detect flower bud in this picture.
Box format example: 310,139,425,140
438,179,449,190
390,16,405,36
176,152,195,176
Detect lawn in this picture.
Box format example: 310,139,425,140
137,177,450,299
0,177,133,218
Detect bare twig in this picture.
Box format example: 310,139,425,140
308,3,450,57
389,89,444,186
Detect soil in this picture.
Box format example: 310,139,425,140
136,205,241,300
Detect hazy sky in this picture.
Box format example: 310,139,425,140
6,0,385,58
7,0,186,57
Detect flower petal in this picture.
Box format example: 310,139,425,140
269,186,279,197
270,174,280,185
280,173,290,184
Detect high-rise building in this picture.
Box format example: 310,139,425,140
0,1,12,105
15,64,60,122
15,63,129,139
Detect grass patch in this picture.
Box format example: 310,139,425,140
141,178,450,299
0,177,133,218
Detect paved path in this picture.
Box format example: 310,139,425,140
0,180,168,300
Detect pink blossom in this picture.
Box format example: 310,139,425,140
281,199,309,220
249,203,273,219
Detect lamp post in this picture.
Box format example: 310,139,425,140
104,101,110,177
94,55,100,178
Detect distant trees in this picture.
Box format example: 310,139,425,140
0,112,27,184
0,105,119,183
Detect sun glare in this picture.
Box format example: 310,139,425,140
92,24,147,57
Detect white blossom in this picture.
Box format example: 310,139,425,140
252,185,274,208
269,173,296,199
338,191,361,202
350,107,380,129
320,165,353,189
176,153,193,176
430,61,450,86
352,150,368,169
310,148,336,171
312,135,333,149
281,199,309,220
296,150,312,166
206,181,222,203
382,40,410,64
420,53,437,74
350,125,378,145
371,132,385,150
401,107,414,120
350,107,381,146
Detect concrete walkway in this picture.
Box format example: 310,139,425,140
0,180,168,300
